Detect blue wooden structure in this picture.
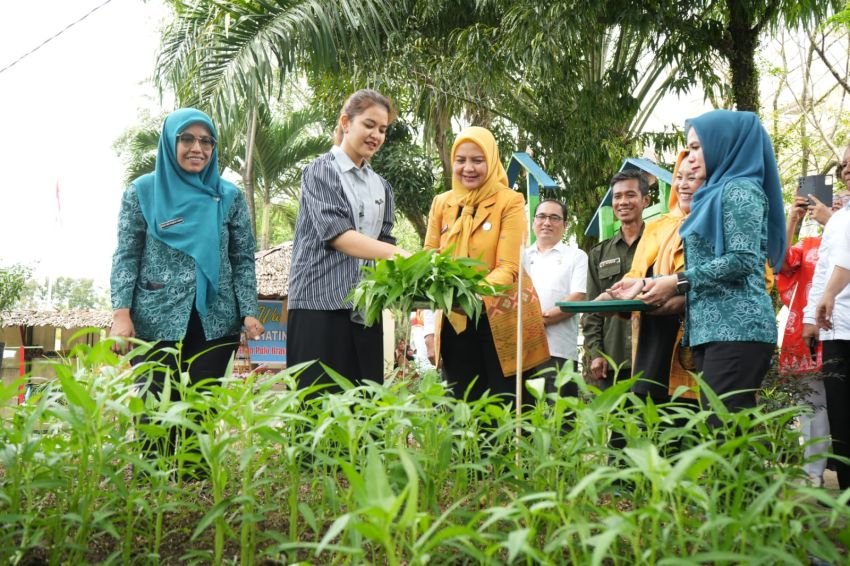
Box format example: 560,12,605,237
506,152,560,243
584,158,674,241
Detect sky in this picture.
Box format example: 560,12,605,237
0,0,168,286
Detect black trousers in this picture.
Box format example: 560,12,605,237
287,309,384,394
135,307,239,462
441,313,516,404
137,308,240,396
822,339,850,490
632,313,681,402
692,341,773,420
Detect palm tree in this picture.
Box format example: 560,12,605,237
230,106,330,249
156,0,397,119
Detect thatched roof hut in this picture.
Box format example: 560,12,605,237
1,243,292,337
255,242,293,299
2,309,112,329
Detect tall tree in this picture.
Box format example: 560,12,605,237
671,0,842,111
152,1,842,246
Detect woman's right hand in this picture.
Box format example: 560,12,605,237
109,308,136,353
608,278,645,300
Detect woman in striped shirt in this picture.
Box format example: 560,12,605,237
287,89,407,393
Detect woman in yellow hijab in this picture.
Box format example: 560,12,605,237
424,126,549,403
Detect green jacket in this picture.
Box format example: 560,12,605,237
581,225,644,372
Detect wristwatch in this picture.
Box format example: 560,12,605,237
675,272,691,295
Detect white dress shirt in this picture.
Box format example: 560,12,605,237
803,205,850,340
524,242,588,360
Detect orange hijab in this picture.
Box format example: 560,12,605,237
443,126,509,258
655,150,689,276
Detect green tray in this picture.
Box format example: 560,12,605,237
557,300,654,313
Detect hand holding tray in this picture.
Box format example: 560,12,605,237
557,299,654,313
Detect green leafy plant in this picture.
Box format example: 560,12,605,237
347,249,506,326
0,264,28,325
3,337,849,564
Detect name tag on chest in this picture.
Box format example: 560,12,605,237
598,257,622,279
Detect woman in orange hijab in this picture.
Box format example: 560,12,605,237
424,126,548,403
609,152,704,401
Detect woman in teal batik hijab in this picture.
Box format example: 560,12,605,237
638,109,783,420
109,108,264,471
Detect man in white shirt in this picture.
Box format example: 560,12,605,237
803,155,850,491
524,199,588,399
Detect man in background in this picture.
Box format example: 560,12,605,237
524,199,588,398
581,170,650,389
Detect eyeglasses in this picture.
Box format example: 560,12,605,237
177,133,216,149
534,213,563,223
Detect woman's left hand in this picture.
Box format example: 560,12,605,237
638,275,678,307
608,277,645,300
244,316,265,340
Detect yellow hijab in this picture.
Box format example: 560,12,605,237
624,150,688,280
444,126,509,258
655,150,689,275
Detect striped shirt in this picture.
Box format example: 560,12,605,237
288,149,396,310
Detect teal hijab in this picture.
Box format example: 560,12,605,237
679,109,786,270
133,108,239,316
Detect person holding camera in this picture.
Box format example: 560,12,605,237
802,143,850,491
780,190,848,486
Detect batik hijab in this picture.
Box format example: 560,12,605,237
679,109,786,269
133,108,239,316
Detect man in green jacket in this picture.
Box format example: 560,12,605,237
581,169,649,389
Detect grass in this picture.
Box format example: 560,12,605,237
0,334,848,564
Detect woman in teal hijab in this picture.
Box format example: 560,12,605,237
639,109,784,419
110,108,264,466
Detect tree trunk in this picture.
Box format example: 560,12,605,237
433,112,453,191
800,41,814,176
242,108,259,240
405,210,428,242
726,2,759,112
260,191,272,250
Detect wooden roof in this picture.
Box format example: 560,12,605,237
2,309,112,329
1,243,293,329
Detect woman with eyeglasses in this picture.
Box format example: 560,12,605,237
110,108,263,466
287,89,408,394
424,126,549,404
